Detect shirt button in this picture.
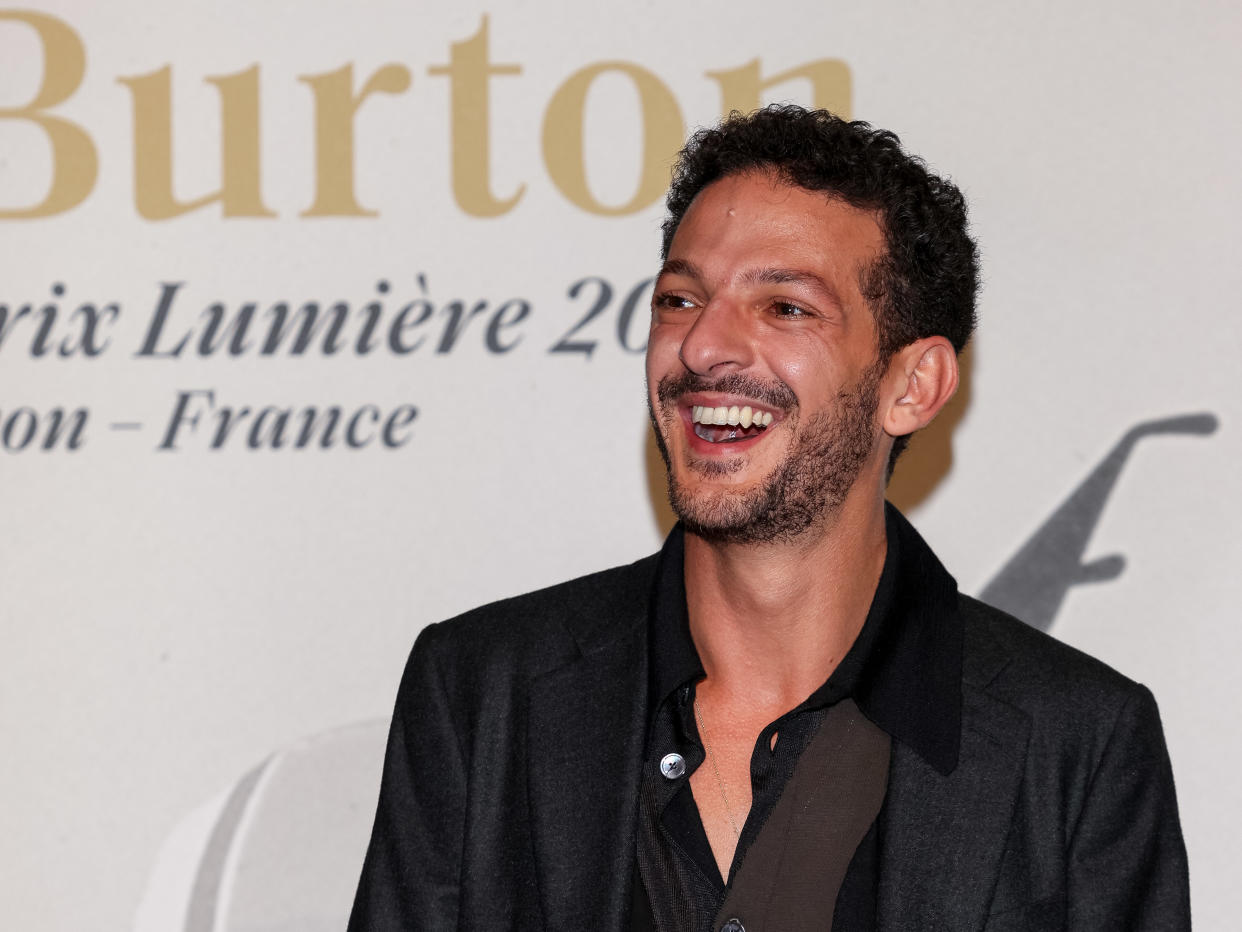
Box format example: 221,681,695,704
659,753,686,779
720,919,746,932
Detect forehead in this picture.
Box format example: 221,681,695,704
668,171,886,284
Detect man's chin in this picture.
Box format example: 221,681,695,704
680,454,749,480
666,480,791,545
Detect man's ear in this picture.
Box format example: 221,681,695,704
882,337,959,439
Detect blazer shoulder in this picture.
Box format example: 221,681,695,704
955,604,1188,929
406,549,661,693
958,595,1156,731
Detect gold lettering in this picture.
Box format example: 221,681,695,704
706,58,852,120
429,16,523,217
542,62,683,217
299,64,412,217
118,64,274,219
0,11,97,218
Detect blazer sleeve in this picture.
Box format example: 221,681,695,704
348,623,466,932
1066,684,1190,931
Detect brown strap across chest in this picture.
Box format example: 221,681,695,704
714,697,891,932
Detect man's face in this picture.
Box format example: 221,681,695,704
646,171,891,544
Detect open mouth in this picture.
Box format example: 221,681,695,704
690,404,775,444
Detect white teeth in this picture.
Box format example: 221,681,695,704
690,404,775,427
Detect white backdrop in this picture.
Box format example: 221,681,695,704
2,2,1239,929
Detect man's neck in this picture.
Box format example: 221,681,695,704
683,492,888,716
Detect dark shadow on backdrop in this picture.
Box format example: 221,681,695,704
643,343,975,531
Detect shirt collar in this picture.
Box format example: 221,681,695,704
646,503,962,776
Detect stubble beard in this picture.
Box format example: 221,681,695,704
649,361,885,545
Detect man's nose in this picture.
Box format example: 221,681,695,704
677,301,755,376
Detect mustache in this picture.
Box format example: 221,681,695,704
655,372,797,411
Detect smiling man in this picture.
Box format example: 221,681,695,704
349,106,1189,931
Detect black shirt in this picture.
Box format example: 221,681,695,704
632,504,963,931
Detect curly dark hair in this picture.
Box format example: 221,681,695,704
661,106,979,466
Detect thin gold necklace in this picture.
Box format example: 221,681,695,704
694,697,742,840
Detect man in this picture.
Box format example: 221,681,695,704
349,106,1189,931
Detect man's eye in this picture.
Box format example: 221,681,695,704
773,302,809,318
654,293,696,310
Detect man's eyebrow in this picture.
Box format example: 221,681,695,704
656,262,844,305
742,267,827,288
742,267,842,305
657,258,703,280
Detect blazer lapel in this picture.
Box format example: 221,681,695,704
526,619,649,932
878,683,1031,930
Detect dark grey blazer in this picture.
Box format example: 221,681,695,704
349,518,1189,931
